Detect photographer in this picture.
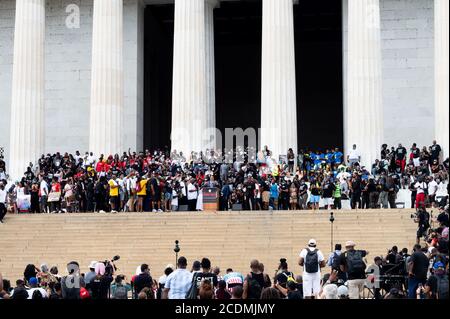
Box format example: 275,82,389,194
90,262,114,299
414,208,430,244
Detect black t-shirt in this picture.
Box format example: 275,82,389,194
287,289,303,300
246,272,266,299
322,182,335,198
298,184,308,195
412,148,421,158
195,272,218,288
134,273,153,297
90,275,113,299
310,182,321,196
437,212,449,227
430,145,441,159
410,251,429,280
395,147,407,160
425,275,438,299
276,271,294,288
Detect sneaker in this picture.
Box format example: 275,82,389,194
112,210,118,214
99,210,105,213
157,209,163,213
152,209,157,212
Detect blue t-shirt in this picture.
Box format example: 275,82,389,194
270,184,279,198
325,153,333,163
333,151,343,164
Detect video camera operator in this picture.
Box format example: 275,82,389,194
414,208,430,244
437,206,449,228
90,256,119,299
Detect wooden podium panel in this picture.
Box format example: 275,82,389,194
203,187,219,211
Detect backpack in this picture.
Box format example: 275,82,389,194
113,284,128,299
436,275,449,300
305,249,319,273
185,273,199,299
346,251,366,276
331,252,341,271
246,273,262,299
282,272,296,287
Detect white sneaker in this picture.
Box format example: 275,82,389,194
99,210,105,213
157,209,163,213
152,209,157,212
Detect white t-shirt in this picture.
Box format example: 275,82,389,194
348,149,361,161
127,177,137,193
0,189,7,204
415,182,427,194
299,247,325,274
27,287,48,299
39,180,49,196
187,184,198,200
428,180,438,196
171,189,179,207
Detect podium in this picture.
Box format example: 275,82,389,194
202,187,219,211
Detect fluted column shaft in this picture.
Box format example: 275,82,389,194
205,0,217,151
89,0,123,156
260,0,297,160
345,0,383,168
435,0,449,158
172,0,217,156
9,0,46,180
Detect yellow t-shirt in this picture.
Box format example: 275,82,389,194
108,179,119,197
137,179,147,196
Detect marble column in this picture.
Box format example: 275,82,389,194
205,0,217,152
345,0,383,169
435,0,449,158
260,0,297,161
89,0,123,156
9,0,46,180
171,0,217,156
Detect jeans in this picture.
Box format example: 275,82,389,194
407,277,425,299
269,198,278,210
378,191,389,208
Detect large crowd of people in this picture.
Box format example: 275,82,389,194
0,142,448,300
0,141,448,221
1,219,448,300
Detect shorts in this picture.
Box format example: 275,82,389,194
165,192,172,201
323,197,333,206
302,272,321,297
310,195,321,204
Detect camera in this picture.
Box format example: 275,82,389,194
103,255,120,276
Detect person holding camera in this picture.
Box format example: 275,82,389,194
414,208,430,244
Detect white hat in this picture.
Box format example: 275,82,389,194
345,241,356,247
337,285,349,297
89,261,98,269
308,239,317,247
323,284,338,299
